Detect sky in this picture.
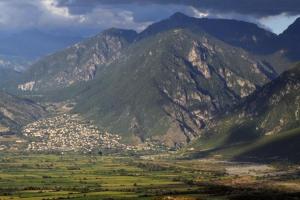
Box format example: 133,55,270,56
0,0,300,36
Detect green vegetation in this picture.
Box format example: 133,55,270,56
0,153,299,200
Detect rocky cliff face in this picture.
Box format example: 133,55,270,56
186,64,300,162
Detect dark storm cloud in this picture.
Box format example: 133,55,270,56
0,0,196,33
53,0,300,34
0,0,299,35
58,0,300,17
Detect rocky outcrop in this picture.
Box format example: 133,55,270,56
18,81,35,91
188,41,211,79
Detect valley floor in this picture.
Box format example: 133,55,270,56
0,153,299,200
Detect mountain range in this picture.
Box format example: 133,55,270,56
1,13,300,160
17,13,297,93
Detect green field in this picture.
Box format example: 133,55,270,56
0,153,299,200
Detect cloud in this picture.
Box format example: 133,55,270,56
77,7,152,32
0,0,298,35
0,0,82,30
55,0,300,34
187,0,300,17
59,0,300,17
0,0,196,33
0,0,161,32
259,13,300,34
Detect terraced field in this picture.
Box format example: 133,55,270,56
0,154,299,200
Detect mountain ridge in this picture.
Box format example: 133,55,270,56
278,17,300,60
138,12,277,54
187,63,300,162
17,28,138,91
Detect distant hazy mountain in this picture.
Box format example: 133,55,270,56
0,29,82,59
0,55,32,86
0,29,83,87
0,91,46,134
0,69,21,88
